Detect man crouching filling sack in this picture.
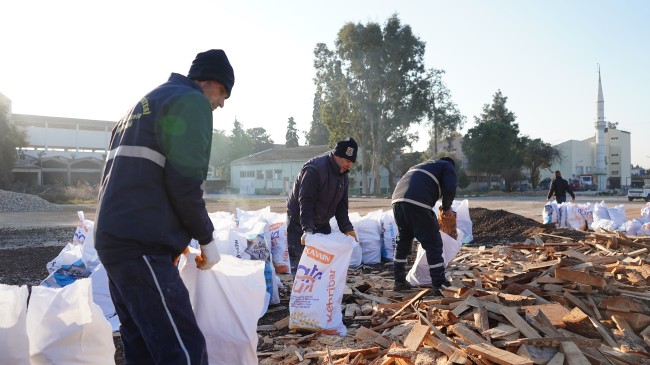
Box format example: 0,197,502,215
94,49,234,365
391,157,457,296
286,137,359,271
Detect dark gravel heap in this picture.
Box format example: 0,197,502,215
469,207,540,245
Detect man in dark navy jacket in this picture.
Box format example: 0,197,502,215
95,49,233,365
391,157,457,296
547,170,576,204
286,137,359,270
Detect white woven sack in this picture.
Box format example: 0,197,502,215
27,278,115,365
289,232,356,336
264,212,291,274
381,210,397,261
406,231,462,287
180,253,266,365
330,214,362,267
0,284,29,364
353,209,382,264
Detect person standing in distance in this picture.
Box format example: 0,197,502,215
94,49,234,365
391,157,457,296
547,170,576,204
286,137,359,270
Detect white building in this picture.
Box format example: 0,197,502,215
542,69,632,190
11,111,115,185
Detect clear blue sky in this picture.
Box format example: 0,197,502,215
2,0,648,166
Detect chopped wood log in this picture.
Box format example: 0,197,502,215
555,267,608,288
428,308,455,326
304,346,381,359
559,341,592,365
355,326,392,349
612,315,644,343
466,342,534,365
448,349,469,365
273,316,290,330
423,334,456,357
385,289,428,322
449,300,472,322
562,290,596,318
412,308,458,348
522,303,569,327
475,307,490,332
449,322,489,345
599,296,650,313
562,307,601,339
386,347,417,359
482,324,520,339
499,306,540,339
528,309,564,338
402,322,429,351
504,337,601,348
519,289,550,305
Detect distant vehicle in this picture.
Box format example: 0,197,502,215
627,186,650,202
578,175,596,191
568,174,596,191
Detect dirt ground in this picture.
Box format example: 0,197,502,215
0,193,646,364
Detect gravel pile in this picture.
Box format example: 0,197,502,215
0,190,62,213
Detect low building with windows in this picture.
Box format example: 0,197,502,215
229,145,391,195
12,114,115,185
230,145,331,195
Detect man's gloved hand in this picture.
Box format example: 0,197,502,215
345,230,358,242
196,239,221,270
441,207,454,218
173,246,191,266
301,230,313,245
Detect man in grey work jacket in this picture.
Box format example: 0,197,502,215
94,49,233,365
286,137,359,270
391,157,457,296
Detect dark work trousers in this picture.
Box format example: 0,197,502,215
286,213,332,271
104,254,208,365
392,202,447,286
555,195,567,204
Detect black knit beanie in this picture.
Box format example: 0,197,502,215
187,49,235,98
333,137,358,163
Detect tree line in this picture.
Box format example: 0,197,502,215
0,14,561,192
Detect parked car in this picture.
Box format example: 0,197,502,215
627,186,650,202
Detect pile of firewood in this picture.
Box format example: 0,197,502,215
258,229,650,365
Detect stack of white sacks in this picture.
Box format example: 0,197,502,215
1,201,474,364
542,201,650,235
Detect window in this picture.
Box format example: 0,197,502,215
611,153,619,157
612,171,619,175
240,170,254,178
274,169,282,180
611,162,619,165
256,170,264,179
265,170,273,181
611,137,618,140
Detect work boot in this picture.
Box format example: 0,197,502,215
430,280,451,297
392,259,412,291
393,280,413,292
430,285,444,297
